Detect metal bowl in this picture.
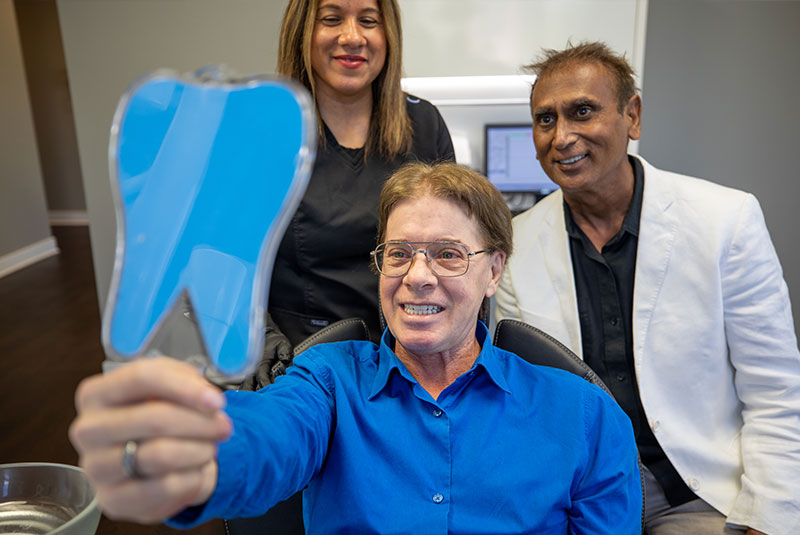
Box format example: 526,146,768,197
0,463,101,535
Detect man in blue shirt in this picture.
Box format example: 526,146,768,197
171,324,638,533
70,162,641,533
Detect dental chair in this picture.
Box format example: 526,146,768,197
224,316,643,534
492,319,613,397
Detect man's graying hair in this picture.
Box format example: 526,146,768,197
524,41,638,113
377,161,513,259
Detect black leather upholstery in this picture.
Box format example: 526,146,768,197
493,319,614,399
292,318,370,356
224,318,370,535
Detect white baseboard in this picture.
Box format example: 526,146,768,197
0,237,60,279
49,210,89,226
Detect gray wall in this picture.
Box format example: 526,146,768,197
0,0,52,258
640,0,800,335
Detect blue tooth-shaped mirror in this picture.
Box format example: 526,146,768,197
102,67,315,377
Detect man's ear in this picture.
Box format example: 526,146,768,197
484,251,507,298
626,94,642,141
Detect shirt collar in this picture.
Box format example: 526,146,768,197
471,323,512,394
368,321,511,400
623,155,644,236
563,154,645,240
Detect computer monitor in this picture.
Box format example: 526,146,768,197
484,123,558,194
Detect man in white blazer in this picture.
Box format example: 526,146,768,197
494,42,800,535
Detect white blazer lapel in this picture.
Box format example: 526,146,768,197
633,157,680,360
538,193,583,356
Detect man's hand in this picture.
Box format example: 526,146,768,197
69,358,232,523
746,529,767,535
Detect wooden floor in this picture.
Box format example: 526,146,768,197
0,226,222,534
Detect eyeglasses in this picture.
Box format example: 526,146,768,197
371,241,491,278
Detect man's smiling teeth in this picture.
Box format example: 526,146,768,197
404,304,442,315
557,154,587,164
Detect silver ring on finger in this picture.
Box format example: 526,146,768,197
122,440,143,479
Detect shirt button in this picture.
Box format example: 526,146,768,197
433,409,443,418
689,478,700,491
432,493,444,504
616,374,626,382
610,316,619,326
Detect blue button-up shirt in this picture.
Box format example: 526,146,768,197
171,323,641,534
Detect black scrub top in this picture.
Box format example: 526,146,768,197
269,95,455,345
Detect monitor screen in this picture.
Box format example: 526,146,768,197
484,124,559,193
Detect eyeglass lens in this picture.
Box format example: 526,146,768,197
375,242,470,277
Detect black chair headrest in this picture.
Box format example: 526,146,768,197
493,319,614,399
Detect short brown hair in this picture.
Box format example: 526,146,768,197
377,162,513,258
276,0,412,158
524,41,638,113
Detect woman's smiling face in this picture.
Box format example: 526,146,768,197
310,0,387,100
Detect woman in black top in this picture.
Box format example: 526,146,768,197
253,0,454,386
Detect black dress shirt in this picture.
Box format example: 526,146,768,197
565,156,696,507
